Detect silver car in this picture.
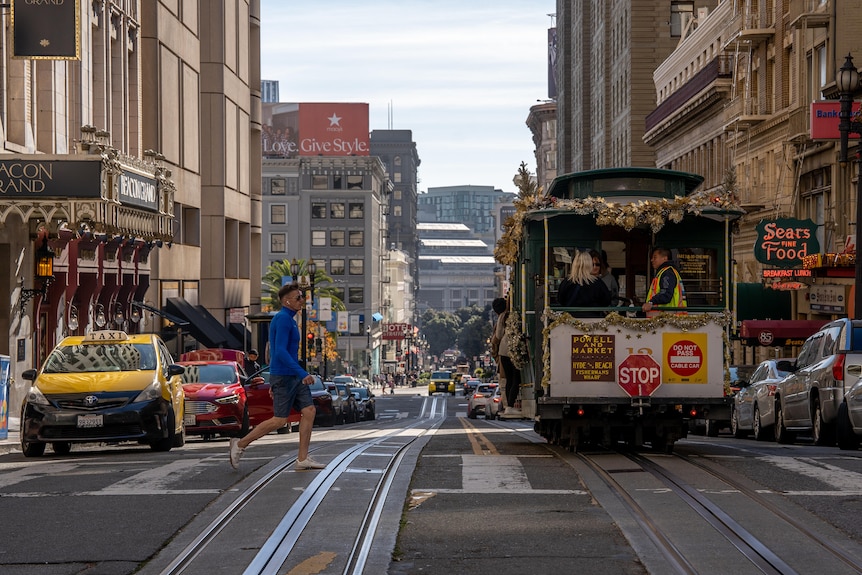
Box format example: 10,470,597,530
837,369,862,450
775,319,862,445
731,359,793,441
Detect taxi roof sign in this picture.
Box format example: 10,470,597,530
82,330,130,343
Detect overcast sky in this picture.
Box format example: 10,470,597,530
259,0,554,195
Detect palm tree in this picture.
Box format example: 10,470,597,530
261,258,345,312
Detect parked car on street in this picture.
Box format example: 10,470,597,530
178,360,257,439
838,374,862,450
332,382,360,423
352,386,376,420
487,385,503,419
467,383,499,419
249,368,334,429
731,359,793,441
20,330,186,457
775,319,862,445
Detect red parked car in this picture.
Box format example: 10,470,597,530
179,360,289,439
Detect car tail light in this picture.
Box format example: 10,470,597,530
690,408,698,417
576,406,585,416
766,384,777,396
492,397,501,404
833,353,846,382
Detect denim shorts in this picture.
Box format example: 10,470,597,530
270,374,313,417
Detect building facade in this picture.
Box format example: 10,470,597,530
634,0,862,361
370,130,421,287
0,1,261,410
260,156,389,374
555,0,719,171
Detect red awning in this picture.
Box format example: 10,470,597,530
740,320,827,346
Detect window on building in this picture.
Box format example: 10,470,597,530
332,287,345,302
330,259,345,275
312,230,326,246
271,178,285,195
270,233,286,253
394,156,402,167
271,205,286,224
330,202,345,218
349,287,364,304
393,205,402,217
333,174,343,189
349,231,364,247
349,202,364,218
331,230,345,247
312,203,327,218
347,175,363,189
349,259,364,275
312,175,328,189
393,190,402,200
670,1,694,37
394,172,402,183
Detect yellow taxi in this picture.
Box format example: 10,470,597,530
428,370,455,396
19,330,186,457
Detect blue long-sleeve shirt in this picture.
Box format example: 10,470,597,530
268,306,309,378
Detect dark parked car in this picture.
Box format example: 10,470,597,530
352,386,376,420
250,368,335,428
331,382,360,423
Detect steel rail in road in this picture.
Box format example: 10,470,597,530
627,452,797,575
158,395,447,575
674,452,862,575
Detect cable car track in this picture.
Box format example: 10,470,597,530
575,449,862,575
157,396,447,575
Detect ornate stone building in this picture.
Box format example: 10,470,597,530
0,1,261,409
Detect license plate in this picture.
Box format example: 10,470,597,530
77,414,103,428
184,414,197,426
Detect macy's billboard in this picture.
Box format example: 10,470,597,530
262,102,369,157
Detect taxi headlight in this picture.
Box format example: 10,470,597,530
26,385,50,406
215,394,240,405
133,380,163,403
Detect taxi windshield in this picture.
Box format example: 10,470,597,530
42,343,157,373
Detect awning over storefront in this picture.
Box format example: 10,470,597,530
165,297,243,350
740,320,827,347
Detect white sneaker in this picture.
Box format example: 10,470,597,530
296,456,326,470
229,438,244,469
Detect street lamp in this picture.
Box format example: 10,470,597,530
290,258,317,369
19,236,55,317
837,53,862,320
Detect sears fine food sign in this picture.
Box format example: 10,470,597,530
754,218,820,268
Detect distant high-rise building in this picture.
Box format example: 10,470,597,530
261,79,279,103
418,185,514,248
370,130,420,285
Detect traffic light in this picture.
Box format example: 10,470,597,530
307,332,315,342
315,338,323,353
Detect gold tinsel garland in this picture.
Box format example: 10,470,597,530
494,192,742,266
504,310,529,369
539,310,734,395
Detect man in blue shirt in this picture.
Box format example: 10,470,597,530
230,282,325,470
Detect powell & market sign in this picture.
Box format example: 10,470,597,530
754,218,820,268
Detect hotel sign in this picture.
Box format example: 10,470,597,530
0,159,101,196
12,0,81,60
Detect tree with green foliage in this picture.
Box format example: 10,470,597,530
421,310,462,357
261,259,345,312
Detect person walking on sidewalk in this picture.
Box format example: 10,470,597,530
229,282,325,470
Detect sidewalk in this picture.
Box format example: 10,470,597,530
0,415,20,455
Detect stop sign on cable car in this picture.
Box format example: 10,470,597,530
618,354,662,397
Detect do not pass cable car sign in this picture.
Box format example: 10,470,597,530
618,354,662,397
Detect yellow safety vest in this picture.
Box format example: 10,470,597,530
646,266,687,308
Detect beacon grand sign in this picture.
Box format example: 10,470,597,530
754,218,820,268
0,158,159,212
